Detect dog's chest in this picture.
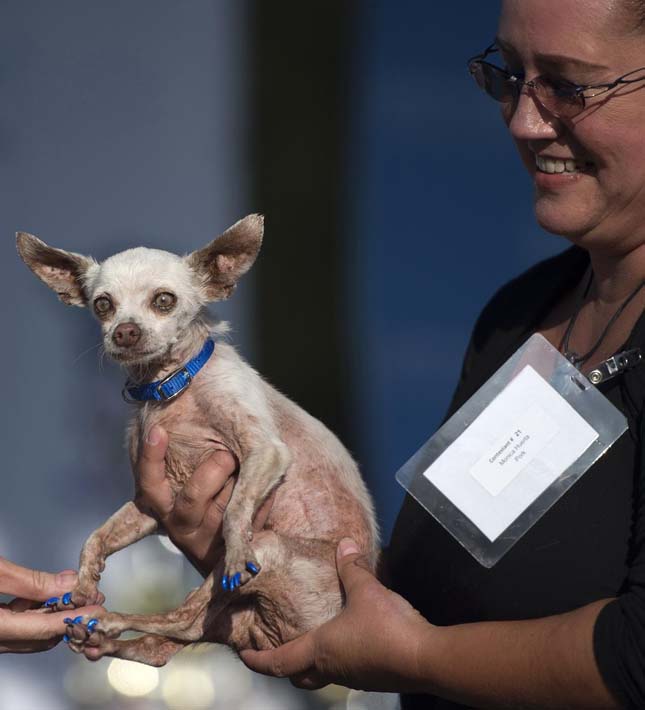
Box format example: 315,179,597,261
129,392,231,490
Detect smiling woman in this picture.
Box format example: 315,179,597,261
230,1,645,709
494,2,645,250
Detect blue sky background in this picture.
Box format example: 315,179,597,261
347,1,564,541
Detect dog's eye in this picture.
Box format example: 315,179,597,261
153,292,176,311
94,296,113,315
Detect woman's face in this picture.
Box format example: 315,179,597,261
498,0,645,253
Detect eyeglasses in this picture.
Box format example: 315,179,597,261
467,43,645,118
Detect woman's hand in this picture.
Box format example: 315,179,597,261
0,558,102,654
240,538,434,693
135,425,275,576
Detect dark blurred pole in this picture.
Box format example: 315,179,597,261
250,1,355,442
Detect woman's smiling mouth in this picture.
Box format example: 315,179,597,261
535,155,595,174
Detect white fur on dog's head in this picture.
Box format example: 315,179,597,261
17,214,263,367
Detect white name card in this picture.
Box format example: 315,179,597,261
423,365,598,542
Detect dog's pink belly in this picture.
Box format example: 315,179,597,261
266,472,372,549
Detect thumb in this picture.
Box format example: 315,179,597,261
141,425,169,463
335,538,375,598
0,559,77,601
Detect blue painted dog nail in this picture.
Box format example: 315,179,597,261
62,592,72,605
64,618,73,624
86,618,99,633
63,634,70,643
45,596,59,607
221,575,229,591
233,572,241,589
73,616,83,624
246,561,259,575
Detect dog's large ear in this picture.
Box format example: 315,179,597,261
16,232,96,307
186,214,264,301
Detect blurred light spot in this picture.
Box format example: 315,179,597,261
63,658,113,704
162,668,215,709
159,535,182,555
107,658,159,697
316,683,350,703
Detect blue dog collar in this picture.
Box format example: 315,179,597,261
124,338,215,403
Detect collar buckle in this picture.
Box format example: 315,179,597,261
122,337,214,404
156,367,192,401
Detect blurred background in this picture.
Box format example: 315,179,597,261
0,1,564,708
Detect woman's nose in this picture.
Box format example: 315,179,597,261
506,88,562,142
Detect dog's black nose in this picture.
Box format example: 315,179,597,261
113,322,141,348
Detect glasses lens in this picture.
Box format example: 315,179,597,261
469,61,516,103
535,78,583,118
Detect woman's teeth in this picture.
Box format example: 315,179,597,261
535,156,591,174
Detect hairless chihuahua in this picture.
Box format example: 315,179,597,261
17,215,378,666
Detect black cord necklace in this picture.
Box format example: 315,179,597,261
561,269,645,366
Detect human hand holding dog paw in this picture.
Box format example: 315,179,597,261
136,425,275,577
240,538,434,693
0,557,102,653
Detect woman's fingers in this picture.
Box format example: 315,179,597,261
252,490,277,532
0,558,77,602
6,598,40,613
240,632,316,678
0,605,103,642
172,449,237,531
335,538,375,598
136,426,174,520
201,474,236,531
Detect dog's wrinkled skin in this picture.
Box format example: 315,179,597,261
16,215,378,666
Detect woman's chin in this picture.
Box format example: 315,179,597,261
533,200,596,241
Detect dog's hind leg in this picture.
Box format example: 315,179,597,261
66,568,221,655
65,532,342,664
47,501,158,612
81,633,188,666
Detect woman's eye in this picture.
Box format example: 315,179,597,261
544,76,579,97
153,292,176,311
504,63,523,76
94,296,113,314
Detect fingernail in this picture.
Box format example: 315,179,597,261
146,425,161,445
338,538,359,558
87,619,99,633
56,571,78,587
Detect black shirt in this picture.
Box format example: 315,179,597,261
388,247,645,709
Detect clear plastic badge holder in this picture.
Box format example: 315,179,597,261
396,333,628,568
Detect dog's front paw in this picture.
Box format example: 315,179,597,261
221,542,261,592
64,611,119,653
44,587,105,612
71,586,106,607
43,591,76,611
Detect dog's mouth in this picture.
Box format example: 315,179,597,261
108,347,160,364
